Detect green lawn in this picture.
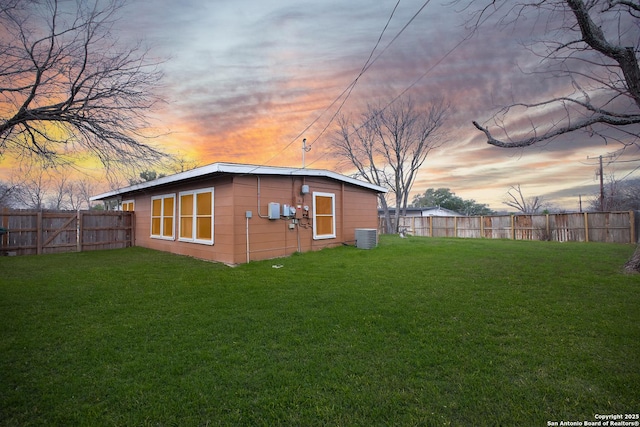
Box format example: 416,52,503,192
1,236,638,426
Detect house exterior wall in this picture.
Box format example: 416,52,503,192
131,175,237,265
126,174,379,265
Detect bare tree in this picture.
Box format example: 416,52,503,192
8,164,104,210
469,0,640,150
47,173,71,209
588,176,640,211
0,0,167,169
504,184,546,214
0,182,19,208
167,153,201,174
466,0,640,273
333,98,448,233
11,165,50,209
72,178,97,210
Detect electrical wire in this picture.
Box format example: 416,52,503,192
262,0,432,167
261,0,402,166
618,163,640,180
306,0,432,150
304,28,475,169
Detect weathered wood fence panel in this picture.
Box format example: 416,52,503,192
382,211,637,244
0,209,133,256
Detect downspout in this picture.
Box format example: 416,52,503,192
341,183,345,241
246,214,250,263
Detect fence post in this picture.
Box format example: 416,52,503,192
546,214,550,241
511,215,515,240
584,212,589,243
77,210,82,252
1,207,8,248
36,211,42,255
630,210,636,244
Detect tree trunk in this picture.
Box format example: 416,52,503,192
623,244,640,274
379,196,394,234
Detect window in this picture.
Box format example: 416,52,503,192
151,194,175,240
313,192,336,239
179,188,214,245
122,200,134,211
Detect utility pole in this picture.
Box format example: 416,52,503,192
587,153,616,211
598,155,604,211
579,194,582,213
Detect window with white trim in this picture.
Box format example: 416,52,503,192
151,194,175,240
122,200,134,212
179,188,214,245
313,192,336,239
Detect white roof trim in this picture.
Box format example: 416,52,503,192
90,162,388,201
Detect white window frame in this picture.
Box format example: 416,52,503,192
312,191,336,240
150,194,175,240
121,199,135,212
178,188,214,245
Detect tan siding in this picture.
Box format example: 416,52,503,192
342,185,379,243
231,175,301,263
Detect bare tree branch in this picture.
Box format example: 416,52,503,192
504,184,547,213
468,0,640,148
0,0,168,170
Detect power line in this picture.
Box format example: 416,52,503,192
306,0,432,150
261,1,401,166
618,163,640,180
262,0,432,166
305,28,475,169
608,158,640,163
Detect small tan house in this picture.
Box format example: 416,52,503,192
91,162,387,265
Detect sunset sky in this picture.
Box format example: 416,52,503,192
4,0,640,211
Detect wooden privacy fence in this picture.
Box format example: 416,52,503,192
0,209,134,256
380,211,637,244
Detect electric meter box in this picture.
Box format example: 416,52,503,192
268,202,280,220
282,204,296,217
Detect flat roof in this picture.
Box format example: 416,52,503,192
91,162,388,201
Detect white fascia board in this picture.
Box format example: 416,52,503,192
90,162,387,201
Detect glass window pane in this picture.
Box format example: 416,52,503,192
180,217,193,238
181,194,193,216
197,217,212,240
316,216,333,235
315,196,332,214
151,218,161,235
152,199,161,216
163,218,173,237
197,192,212,215
164,197,174,215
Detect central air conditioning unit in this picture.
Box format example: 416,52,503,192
355,228,378,250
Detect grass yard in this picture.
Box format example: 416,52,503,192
1,236,638,426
